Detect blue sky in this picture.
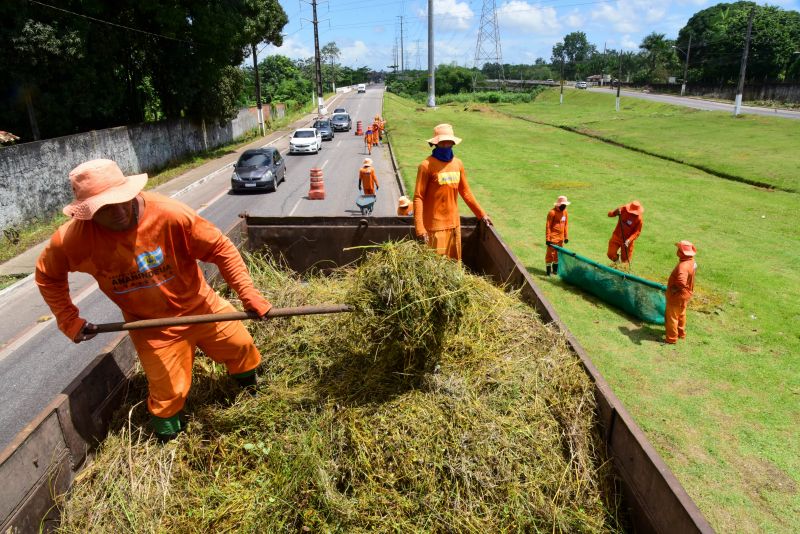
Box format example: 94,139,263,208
263,0,798,70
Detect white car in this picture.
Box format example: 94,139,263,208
576,81,588,89
289,128,322,154
357,83,366,93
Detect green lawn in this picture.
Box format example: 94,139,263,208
496,88,800,192
384,92,800,533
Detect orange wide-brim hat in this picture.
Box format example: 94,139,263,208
626,200,644,216
362,158,373,167
427,123,462,145
554,195,571,206
676,240,697,257
398,195,411,208
62,159,147,220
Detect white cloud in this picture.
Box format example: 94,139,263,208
263,36,312,60
621,35,639,50
565,10,585,28
497,1,560,34
417,0,474,30
339,41,370,65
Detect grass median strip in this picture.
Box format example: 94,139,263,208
384,91,800,533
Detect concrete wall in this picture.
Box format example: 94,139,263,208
0,107,259,233
642,82,800,103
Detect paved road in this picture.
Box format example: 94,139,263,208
587,86,800,120
0,86,401,448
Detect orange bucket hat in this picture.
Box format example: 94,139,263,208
427,123,462,145
626,200,644,215
554,195,571,206
397,196,411,208
63,159,147,220
675,240,697,257
362,158,373,167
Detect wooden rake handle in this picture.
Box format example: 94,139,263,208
91,304,352,333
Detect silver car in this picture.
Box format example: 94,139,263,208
331,113,352,132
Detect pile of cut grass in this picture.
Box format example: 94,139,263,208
57,241,621,532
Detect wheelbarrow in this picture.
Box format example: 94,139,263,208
356,194,377,216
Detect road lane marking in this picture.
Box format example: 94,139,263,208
197,188,230,214
321,159,329,170
0,281,100,362
289,198,303,216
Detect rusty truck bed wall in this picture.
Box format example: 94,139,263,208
0,215,714,533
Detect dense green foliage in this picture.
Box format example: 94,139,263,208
0,0,287,142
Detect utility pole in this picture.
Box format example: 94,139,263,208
734,7,755,116
311,0,324,113
602,41,607,87
616,52,622,112
251,44,265,135
415,39,422,70
399,16,405,73
427,0,435,107
680,34,692,97
560,53,564,105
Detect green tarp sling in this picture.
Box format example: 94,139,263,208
552,244,667,324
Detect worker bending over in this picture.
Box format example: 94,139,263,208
36,159,272,442
545,195,570,276
358,158,379,195
607,200,644,264
397,196,412,216
413,123,491,260
665,240,698,344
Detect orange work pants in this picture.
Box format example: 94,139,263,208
664,296,689,344
429,226,462,260
130,298,261,418
545,240,564,264
607,237,635,263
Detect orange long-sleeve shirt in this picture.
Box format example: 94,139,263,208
413,156,486,236
35,191,271,344
358,167,379,195
608,206,643,243
546,208,569,242
667,257,696,301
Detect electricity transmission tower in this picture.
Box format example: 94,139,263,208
473,0,504,89
414,39,422,71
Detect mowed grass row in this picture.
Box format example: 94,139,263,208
384,92,799,533
497,88,800,192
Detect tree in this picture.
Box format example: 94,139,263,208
551,32,596,79
639,32,679,83
321,42,341,90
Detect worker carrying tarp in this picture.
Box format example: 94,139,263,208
358,158,379,195
607,200,644,264
552,244,667,324
413,123,492,261
545,195,570,276
35,159,272,442
664,240,698,344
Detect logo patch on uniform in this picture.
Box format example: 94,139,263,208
625,219,632,226
136,247,164,272
437,171,460,185
561,216,566,222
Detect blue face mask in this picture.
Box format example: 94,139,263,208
431,146,454,162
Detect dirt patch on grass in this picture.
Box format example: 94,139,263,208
541,181,593,190
689,287,725,314
736,455,798,499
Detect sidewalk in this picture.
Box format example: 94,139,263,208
0,92,347,279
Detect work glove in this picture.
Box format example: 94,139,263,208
624,239,630,247
546,241,553,246
75,321,98,343
482,215,493,226
419,233,429,244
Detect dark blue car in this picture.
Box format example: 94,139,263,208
230,148,286,193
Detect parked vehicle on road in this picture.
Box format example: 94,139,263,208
289,128,322,154
230,148,286,193
313,119,335,141
357,83,366,93
333,107,347,114
576,81,588,89
331,113,352,132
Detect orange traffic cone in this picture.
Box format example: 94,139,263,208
308,168,325,200
355,120,363,135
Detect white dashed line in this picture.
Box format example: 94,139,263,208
321,159,329,170
289,198,303,216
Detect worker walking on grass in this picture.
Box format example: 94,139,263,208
607,200,644,265
397,196,413,216
358,158,379,195
35,159,272,443
413,123,491,260
664,240,698,344
545,195,570,276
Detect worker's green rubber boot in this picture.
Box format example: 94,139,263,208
151,413,184,443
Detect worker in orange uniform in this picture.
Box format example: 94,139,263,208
35,159,272,443
413,123,491,260
397,196,413,216
664,241,697,344
545,195,570,276
607,200,644,264
364,125,374,155
373,115,384,145
358,158,379,195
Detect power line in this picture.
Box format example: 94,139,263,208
28,0,195,44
